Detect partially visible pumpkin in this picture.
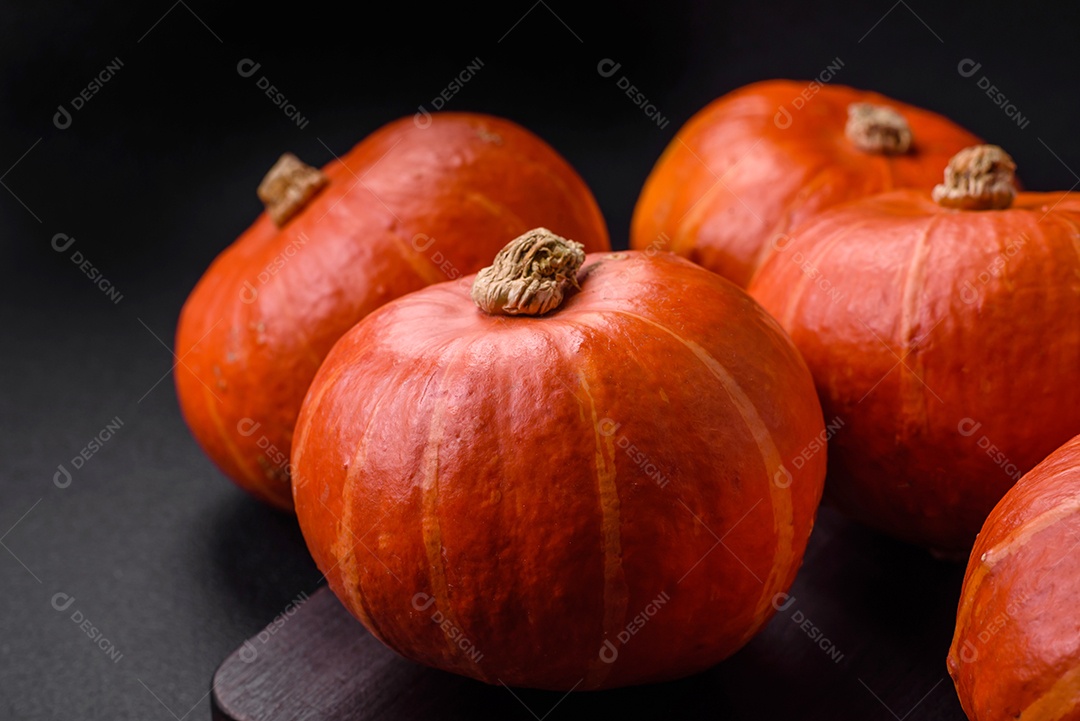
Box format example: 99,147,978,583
631,79,982,287
175,113,609,509
948,433,1080,721
291,229,826,690
748,145,1080,553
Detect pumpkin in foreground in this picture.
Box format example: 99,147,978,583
631,79,982,288
174,113,609,509
948,433,1080,721
291,229,827,690
748,145,1080,553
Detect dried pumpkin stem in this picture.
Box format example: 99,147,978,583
471,228,586,316
845,103,912,155
932,145,1017,211
257,153,329,227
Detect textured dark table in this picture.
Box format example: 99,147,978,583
2,2,1078,718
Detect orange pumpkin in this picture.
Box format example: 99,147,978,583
291,230,827,690
748,146,1080,552
631,79,982,287
175,114,609,509
948,433,1080,720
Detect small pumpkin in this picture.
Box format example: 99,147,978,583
631,79,982,287
175,113,609,509
748,145,1080,552
948,433,1080,721
291,229,827,690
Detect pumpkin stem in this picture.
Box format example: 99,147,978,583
845,103,912,155
471,228,586,316
257,153,329,227
932,145,1017,210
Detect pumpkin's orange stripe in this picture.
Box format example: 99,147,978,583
1018,661,1080,720
748,160,836,284
1050,210,1080,292
674,176,728,255
388,228,448,286
981,495,1080,570
953,485,1080,636
330,366,403,644
611,310,791,629
289,362,347,494
418,354,487,679
896,214,938,438
780,219,873,329
202,384,263,490
464,190,527,230
578,370,628,689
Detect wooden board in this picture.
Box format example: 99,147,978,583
211,507,968,720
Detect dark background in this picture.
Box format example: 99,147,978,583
2,1,1077,718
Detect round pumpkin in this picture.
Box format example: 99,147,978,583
291,229,827,690
175,113,609,509
631,79,982,287
948,433,1080,720
748,145,1080,553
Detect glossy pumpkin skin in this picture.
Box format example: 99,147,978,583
174,113,609,509
631,80,981,287
948,434,1080,720
292,251,826,690
748,191,1080,552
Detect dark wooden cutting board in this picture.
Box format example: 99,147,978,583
211,507,968,720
